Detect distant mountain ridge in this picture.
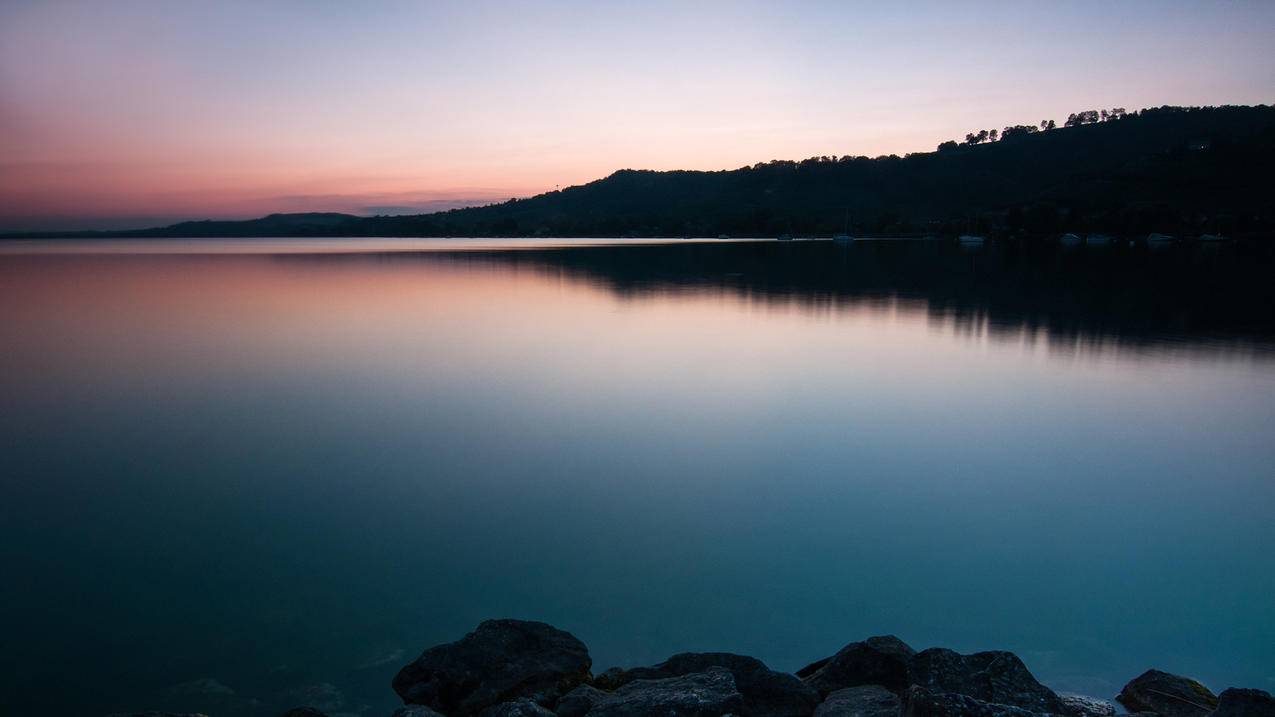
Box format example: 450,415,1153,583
9,104,1275,239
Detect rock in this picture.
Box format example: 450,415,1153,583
584,666,744,717
555,685,608,717
392,619,592,716
105,713,211,717
901,685,1045,717
280,710,329,717
814,685,900,716
1212,688,1275,716
799,635,917,696
1115,670,1217,716
592,652,816,717
908,648,1068,714
392,706,446,717
480,699,559,717
1059,694,1117,716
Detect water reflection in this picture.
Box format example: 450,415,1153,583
272,240,1275,362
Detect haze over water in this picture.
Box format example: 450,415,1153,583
1,239,1273,716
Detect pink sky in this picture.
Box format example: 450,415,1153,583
2,1,1273,230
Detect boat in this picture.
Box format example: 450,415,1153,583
777,233,793,241
1199,233,1225,242
1060,233,1082,246
832,208,854,243
958,234,986,244
1147,233,1175,242
717,234,730,240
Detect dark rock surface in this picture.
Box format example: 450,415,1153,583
584,666,744,717
554,685,608,717
392,619,592,716
1059,694,1117,716
799,635,917,696
392,706,447,717
1115,669,1218,716
1212,688,1275,717
479,698,558,717
813,685,900,716
279,710,327,717
907,648,1068,714
901,685,1047,717
105,713,212,717
593,651,816,717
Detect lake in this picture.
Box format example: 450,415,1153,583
1,238,1272,716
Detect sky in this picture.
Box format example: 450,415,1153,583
1,0,1273,230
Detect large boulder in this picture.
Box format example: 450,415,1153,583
479,699,558,717
814,685,900,716
593,652,816,717
908,648,1068,714
1210,688,1275,716
554,685,608,717
584,666,744,717
901,685,1046,717
392,619,593,716
799,636,917,696
1115,670,1217,716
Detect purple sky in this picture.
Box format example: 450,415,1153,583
2,0,1272,230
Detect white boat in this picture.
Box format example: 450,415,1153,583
717,234,730,240
1199,233,1225,242
1060,233,1082,246
777,233,793,241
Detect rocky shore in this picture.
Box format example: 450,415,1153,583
114,619,1274,717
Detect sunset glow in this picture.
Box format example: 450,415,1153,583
2,0,1273,230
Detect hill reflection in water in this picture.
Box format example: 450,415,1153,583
281,240,1275,363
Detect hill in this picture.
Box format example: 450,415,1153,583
11,104,1275,239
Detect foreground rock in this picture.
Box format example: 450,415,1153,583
585,667,744,717
1059,694,1116,717
1116,669,1218,716
553,685,608,717
798,635,916,696
392,706,446,717
907,648,1069,714
813,685,900,716
479,699,558,716
1212,688,1275,716
392,619,592,716
595,652,817,717
902,685,1050,716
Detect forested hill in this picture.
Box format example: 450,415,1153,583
14,104,1275,239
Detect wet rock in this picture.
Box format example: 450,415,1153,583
593,652,816,717
1059,694,1117,716
555,685,608,717
1211,688,1275,717
908,648,1068,714
799,635,917,696
105,713,211,717
480,699,558,717
1115,670,1217,716
391,706,446,717
392,619,592,716
280,709,329,717
901,685,1045,717
585,666,744,717
814,685,900,716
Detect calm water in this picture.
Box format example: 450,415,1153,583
2,238,1273,716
